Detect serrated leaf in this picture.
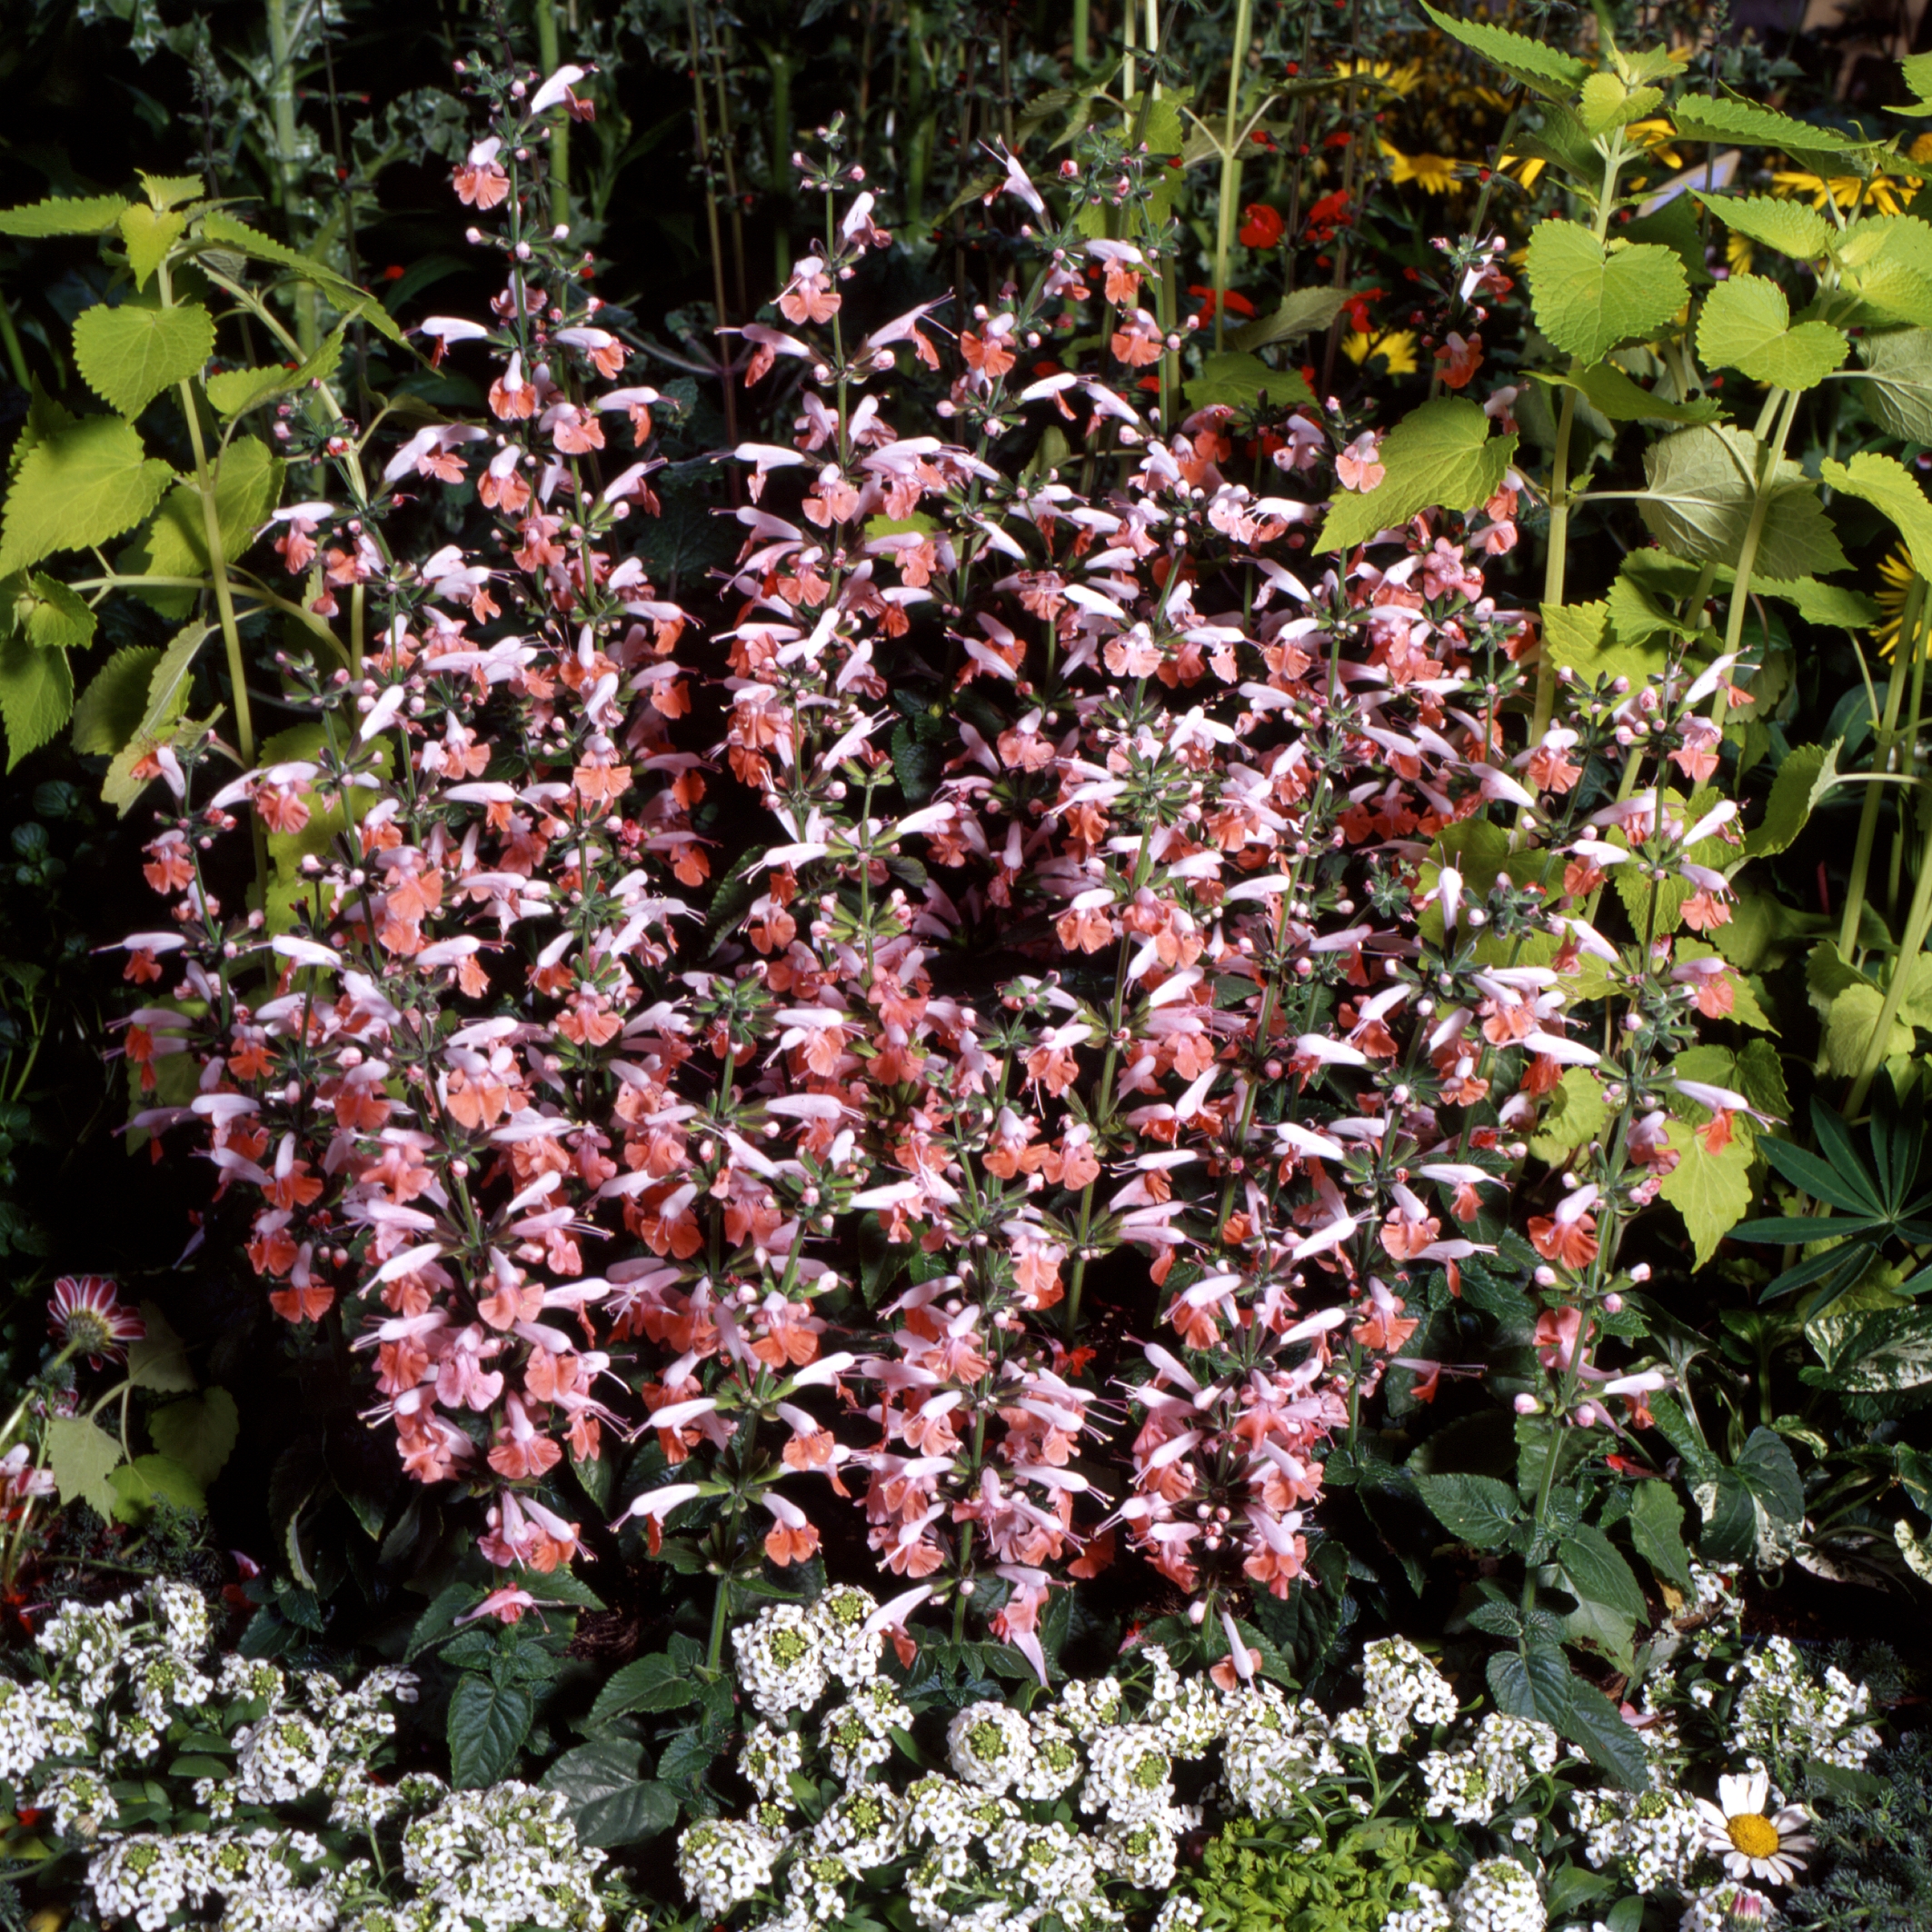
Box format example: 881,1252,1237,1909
138,170,204,212
1607,570,1697,643
1695,193,1830,261
1698,274,1846,391
1823,449,1932,579
73,645,163,755
1525,221,1688,364
1417,1,1589,96
1745,741,1840,857
1670,94,1864,162
13,574,96,654
1628,1480,1695,1593
1529,1066,1613,1164
1182,351,1315,413
119,206,185,293
147,1389,239,1487
0,415,174,578
205,327,345,418
1541,598,1669,690
447,1673,533,1788
1840,257,1932,330
1320,397,1516,553
574,1781,679,1847
1488,1643,1574,1726
589,1652,701,1725
1413,1471,1519,1548
542,1738,645,1805
47,1416,124,1518
123,438,283,612
1229,285,1349,351
1659,1116,1757,1269
1857,328,1932,442
0,194,131,238
1558,1524,1648,1623
114,1453,205,1516
1560,1677,1651,1790
1639,424,1847,575
1578,73,1662,134
1755,576,1877,631
73,302,214,419
1822,981,1915,1075
1548,362,1719,424
194,212,410,349
0,624,75,771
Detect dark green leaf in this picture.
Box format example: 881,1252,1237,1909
1736,1427,1805,1525
1559,1678,1651,1790
1627,1481,1695,1594
1557,1525,1648,1624
589,1652,701,1725
1413,1471,1519,1549
447,1673,533,1788
574,1780,680,1847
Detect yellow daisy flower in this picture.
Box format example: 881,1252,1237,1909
1872,547,1923,661
1772,166,1910,216
1379,142,1460,194
1497,149,1547,191
1726,231,1754,276
1342,330,1419,374
1626,118,1684,165
1332,57,1424,95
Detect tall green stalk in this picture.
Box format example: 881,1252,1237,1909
1212,0,1256,354
1839,579,1927,960
533,0,571,229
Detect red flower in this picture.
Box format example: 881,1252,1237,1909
1239,203,1285,248
1189,285,1256,320
48,1276,145,1369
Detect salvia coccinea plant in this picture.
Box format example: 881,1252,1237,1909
12,17,1932,1788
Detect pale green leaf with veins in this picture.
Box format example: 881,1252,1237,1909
73,302,215,419
1694,193,1830,262
0,416,174,577
1818,449,1932,575
1638,424,1847,575
1525,220,1688,364
1858,330,1932,443
1698,274,1846,390
1320,398,1517,553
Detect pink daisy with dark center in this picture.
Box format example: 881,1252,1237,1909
48,1276,145,1369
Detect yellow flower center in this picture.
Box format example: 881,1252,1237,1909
1728,1813,1782,1859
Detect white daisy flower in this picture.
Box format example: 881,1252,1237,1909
1694,1768,1814,1885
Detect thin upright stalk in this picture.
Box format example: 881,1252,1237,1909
533,0,570,228
1212,0,1257,353
1840,579,1927,959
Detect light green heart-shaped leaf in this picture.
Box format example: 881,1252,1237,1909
137,170,205,212
1694,193,1830,261
1578,72,1662,133
1541,362,1720,424
1819,448,1932,576
1320,397,1517,553
1638,424,1847,575
1858,328,1932,441
1525,220,1688,363
0,415,174,577
1698,274,1846,390
73,301,215,418
73,644,164,756
119,205,185,292
0,623,74,770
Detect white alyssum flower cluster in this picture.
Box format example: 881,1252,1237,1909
1420,1714,1562,1826
1449,1856,1547,1932
1727,1635,1882,1771
0,1578,612,1932
1571,1783,1706,1892
685,1609,1500,1932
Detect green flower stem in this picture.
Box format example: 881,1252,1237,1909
264,0,320,357
1713,384,1800,741
1073,0,1090,69
1847,803,1932,1117
1840,576,1928,960
533,0,570,229
1888,605,1930,921
1211,0,1257,354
